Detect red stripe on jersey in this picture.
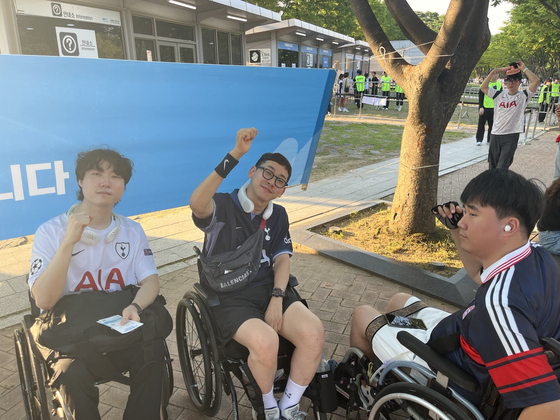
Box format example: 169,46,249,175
488,353,553,389
499,374,558,394
485,347,543,368
482,245,532,284
460,336,485,365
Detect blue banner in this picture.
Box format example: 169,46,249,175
0,55,335,240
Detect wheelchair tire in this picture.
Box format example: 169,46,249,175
176,295,212,411
369,382,471,420
186,293,222,417
23,319,52,420
14,328,36,419
161,339,174,409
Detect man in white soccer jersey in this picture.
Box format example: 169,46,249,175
28,148,164,420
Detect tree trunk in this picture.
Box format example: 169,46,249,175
350,0,491,234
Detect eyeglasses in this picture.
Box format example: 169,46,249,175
256,166,288,188
505,79,520,84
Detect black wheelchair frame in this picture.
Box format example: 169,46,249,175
175,276,336,420
13,289,174,420
334,331,560,420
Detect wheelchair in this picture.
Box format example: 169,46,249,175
334,331,560,420
175,275,337,420
13,289,174,420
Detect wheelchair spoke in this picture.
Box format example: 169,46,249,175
176,295,212,412
369,382,471,420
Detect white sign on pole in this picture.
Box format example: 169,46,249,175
55,27,99,58
16,0,121,26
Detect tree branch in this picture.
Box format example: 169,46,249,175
350,0,408,82
421,0,479,79
538,0,560,19
385,0,436,56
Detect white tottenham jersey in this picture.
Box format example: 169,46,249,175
28,212,158,297
489,87,535,135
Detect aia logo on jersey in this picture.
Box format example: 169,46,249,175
498,100,518,109
116,242,130,259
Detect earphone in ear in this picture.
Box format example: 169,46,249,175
504,225,512,232
237,182,274,220
67,204,121,245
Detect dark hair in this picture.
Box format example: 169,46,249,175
545,177,560,204
75,148,134,201
505,62,522,81
338,73,344,80
344,72,349,77
357,69,362,75
255,153,292,183
460,169,543,238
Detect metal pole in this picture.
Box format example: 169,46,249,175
456,101,465,129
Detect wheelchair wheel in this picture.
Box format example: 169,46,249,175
14,328,36,419
161,339,174,408
176,295,212,412
24,320,51,419
14,324,51,420
187,293,222,417
177,291,223,415
369,382,471,420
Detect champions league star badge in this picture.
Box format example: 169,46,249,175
116,242,130,259
30,257,43,275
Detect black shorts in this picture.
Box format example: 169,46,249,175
210,282,302,345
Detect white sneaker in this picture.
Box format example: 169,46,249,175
476,142,482,146
337,107,342,111
282,403,307,420
252,406,281,420
343,108,349,112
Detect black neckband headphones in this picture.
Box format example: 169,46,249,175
237,181,274,220
66,203,122,246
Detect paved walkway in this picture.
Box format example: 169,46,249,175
0,124,558,419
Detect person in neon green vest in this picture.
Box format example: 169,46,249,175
354,69,366,109
476,73,502,145
394,83,404,111
381,72,391,110
538,79,552,123
551,77,559,124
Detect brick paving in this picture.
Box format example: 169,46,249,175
1,128,558,420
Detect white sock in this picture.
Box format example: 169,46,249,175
262,387,277,410
278,377,307,412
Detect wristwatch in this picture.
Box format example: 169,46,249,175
271,287,285,298
130,302,143,315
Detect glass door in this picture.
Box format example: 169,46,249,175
158,42,196,63
179,44,195,63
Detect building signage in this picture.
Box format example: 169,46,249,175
55,27,99,58
278,41,299,52
301,46,317,54
16,0,121,26
319,49,332,56
249,49,261,64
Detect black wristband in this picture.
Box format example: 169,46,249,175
130,302,143,315
214,153,239,178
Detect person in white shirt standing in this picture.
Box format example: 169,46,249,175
481,61,539,169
